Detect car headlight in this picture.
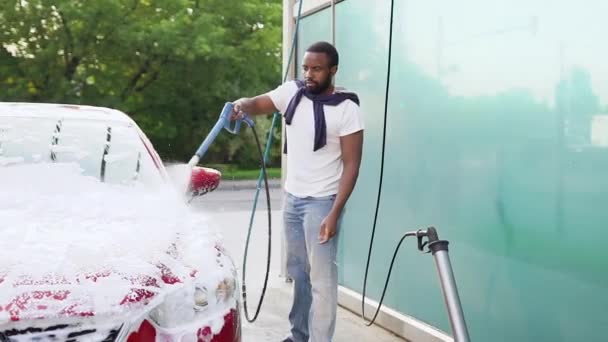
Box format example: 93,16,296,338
194,278,236,311
194,277,236,310
215,277,236,303
149,277,237,328
194,286,208,311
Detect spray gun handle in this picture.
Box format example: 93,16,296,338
242,115,255,128
222,102,255,134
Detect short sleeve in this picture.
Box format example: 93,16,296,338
339,100,365,136
266,81,299,114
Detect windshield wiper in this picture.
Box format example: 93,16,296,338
132,152,141,182
100,126,112,182
50,119,63,162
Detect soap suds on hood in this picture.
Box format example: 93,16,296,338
0,162,225,324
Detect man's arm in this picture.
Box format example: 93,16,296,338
232,95,278,119
319,130,364,243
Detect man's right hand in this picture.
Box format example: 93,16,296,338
230,99,247,121
229,95,278,119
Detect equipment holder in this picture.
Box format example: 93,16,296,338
416,227,471,342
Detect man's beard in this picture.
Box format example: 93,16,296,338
306,77,332,95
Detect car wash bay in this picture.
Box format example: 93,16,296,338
281,0,608,342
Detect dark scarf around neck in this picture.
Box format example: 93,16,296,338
283,80,360,153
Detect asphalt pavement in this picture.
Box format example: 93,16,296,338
192,186,405,342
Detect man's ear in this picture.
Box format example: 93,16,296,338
330,65,338,76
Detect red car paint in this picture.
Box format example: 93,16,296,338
127,319,156,342
139,136,164,172
5,267,178,319
127,309,241,342
158,263,182,285
3,261,240,340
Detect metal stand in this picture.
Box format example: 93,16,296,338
417,228,471,342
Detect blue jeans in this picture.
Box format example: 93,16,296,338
283,192,340,342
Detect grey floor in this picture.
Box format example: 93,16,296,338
193,187,405,342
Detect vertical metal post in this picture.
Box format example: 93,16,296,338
426,228,470,342
282,0,296,82
331,0,336,45
280,0,296,281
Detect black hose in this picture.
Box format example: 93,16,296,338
238,0,303,324
361,0,395,327
240,125,272,323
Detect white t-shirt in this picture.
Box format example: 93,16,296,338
267,81,365,198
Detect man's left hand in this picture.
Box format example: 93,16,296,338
319,213,339,244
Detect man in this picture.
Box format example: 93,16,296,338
231,41,364,342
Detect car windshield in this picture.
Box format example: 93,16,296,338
0,115,164,186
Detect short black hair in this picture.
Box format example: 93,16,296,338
306,41,339,67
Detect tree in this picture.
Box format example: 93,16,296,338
0,0,283,166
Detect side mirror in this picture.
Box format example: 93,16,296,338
188,166,221,197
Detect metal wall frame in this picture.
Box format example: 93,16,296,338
292,0,345,17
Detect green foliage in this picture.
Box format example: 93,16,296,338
0,0,283,167
205,163,281,180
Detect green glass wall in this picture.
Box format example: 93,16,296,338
296,0,608,341
333,0,391,296
296,8,331,77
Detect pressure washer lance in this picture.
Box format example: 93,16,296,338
187,102,255,169
186,102,273,323
366,227,470,342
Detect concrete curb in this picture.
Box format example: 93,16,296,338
217,179,282,191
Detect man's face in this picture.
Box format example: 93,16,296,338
302,52,337,94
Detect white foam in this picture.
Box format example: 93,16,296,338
0,162,227,328
0,156,25,166
103,151,135,163
165,163,195,194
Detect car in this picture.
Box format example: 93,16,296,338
0,102,240,342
